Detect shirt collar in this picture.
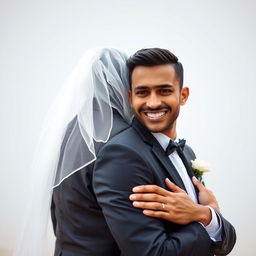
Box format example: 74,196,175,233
151,132,178,151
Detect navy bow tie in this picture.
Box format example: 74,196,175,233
165,139,186,155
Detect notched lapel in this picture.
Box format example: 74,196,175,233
182,149,200,197
132,118,186,191
151,143,186,191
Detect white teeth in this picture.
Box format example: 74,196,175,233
146,112,165,119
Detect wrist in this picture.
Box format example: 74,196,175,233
196,205,212,226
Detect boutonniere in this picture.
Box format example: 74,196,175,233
191,159,210,181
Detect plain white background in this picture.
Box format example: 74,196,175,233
1,0,255,255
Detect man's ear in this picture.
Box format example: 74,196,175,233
180,87,189,105
128,90,133,107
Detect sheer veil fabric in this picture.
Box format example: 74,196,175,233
13,48,133,256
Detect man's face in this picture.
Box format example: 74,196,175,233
129,64,189,138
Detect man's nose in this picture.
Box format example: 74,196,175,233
146,93,162,109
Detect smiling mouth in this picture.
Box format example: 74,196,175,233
143,111,168,121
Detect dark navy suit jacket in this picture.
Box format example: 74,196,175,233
51,116,236,256
51,112,128,256
92,118,236,256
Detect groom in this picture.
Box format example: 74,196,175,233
93,48,236,255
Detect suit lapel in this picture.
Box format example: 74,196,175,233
151,143,186,191
181,149,200,197
132,118,187,191
177,147,195,180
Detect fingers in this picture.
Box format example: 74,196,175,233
132,180,185,200
132,184,170,196
192,176,205,191
132,201,168,211
165,178,185,193
143,209,170,219
129,193,166,203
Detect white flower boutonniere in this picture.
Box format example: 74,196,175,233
191,159,210,181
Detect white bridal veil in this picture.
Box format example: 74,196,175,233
13,48,133,256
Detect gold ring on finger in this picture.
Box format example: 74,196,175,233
161,203,165,209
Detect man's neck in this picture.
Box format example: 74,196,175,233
161,123,177,140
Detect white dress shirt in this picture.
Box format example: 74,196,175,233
152,132,222,242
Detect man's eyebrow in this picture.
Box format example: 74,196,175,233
134,84,174,90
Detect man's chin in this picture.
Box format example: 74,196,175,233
134,115,173,133
144,124,171,134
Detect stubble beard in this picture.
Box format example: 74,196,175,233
152,107,180,134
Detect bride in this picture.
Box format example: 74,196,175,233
14,48,133,256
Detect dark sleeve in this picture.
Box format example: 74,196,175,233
213,213,236,255
93,143,214,256
185,145,236,255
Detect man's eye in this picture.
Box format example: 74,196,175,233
135,90,148,96
161,89,172,94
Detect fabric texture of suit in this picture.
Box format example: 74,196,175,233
93,117,236,256
51,111,129,256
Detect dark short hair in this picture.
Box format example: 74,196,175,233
127,48,183,89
